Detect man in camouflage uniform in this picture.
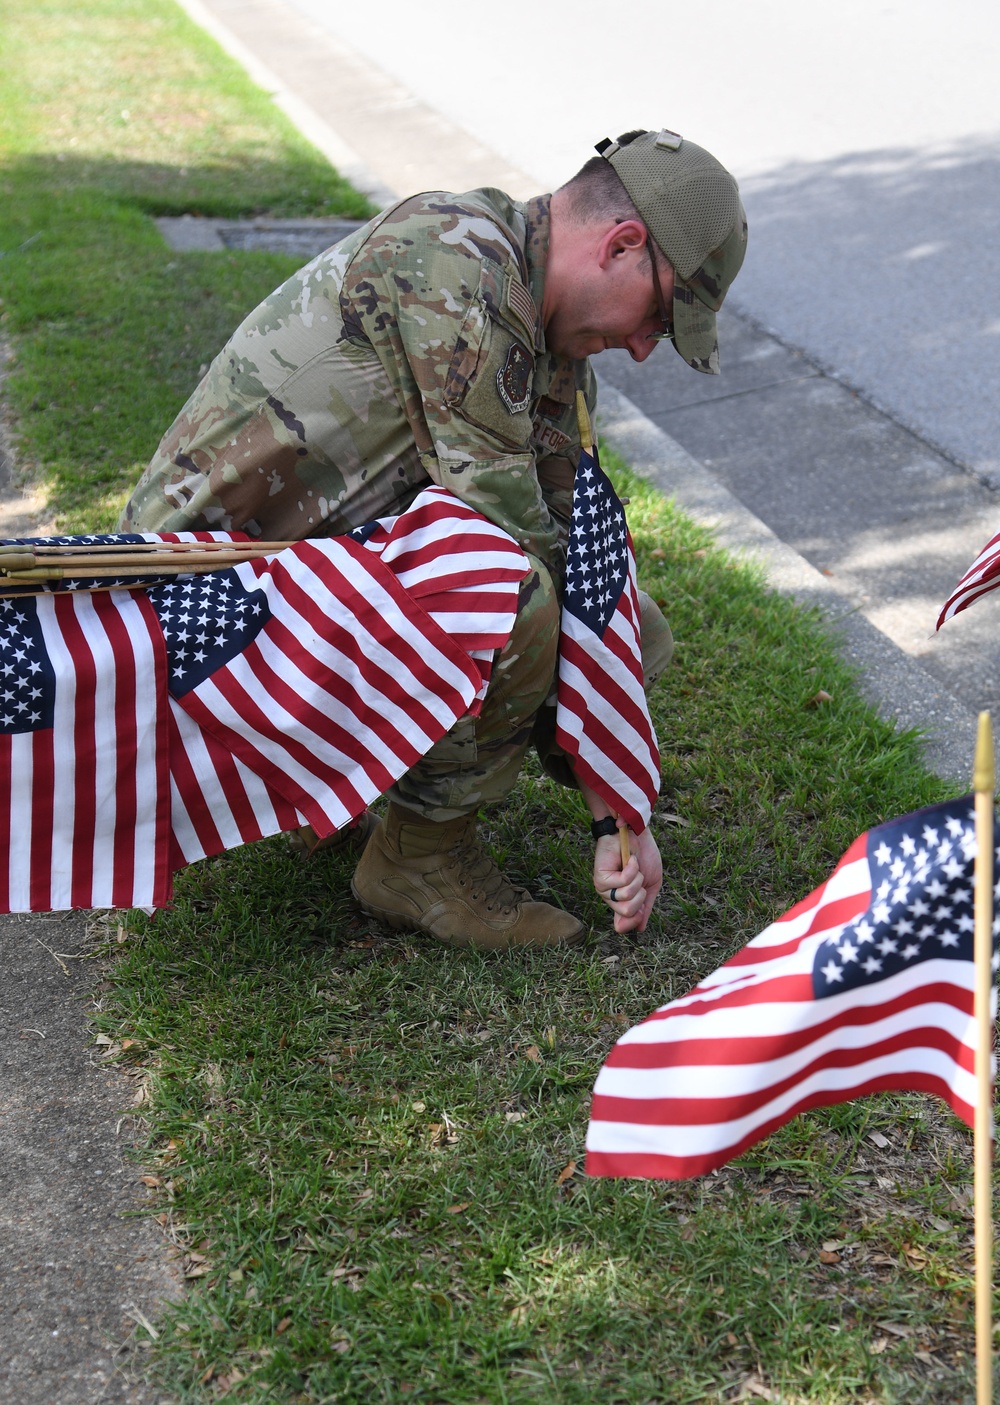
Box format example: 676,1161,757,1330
120,128,747,951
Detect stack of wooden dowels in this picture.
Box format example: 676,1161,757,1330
0,539,294,596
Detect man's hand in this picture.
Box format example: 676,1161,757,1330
593,826,662,934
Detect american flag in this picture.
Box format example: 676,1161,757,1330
0,489,530,910
165,503,528,861
586,796,997,1180
937,527,1000,629
0,589,173,910
555,446,660,833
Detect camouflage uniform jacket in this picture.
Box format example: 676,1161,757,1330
120,190,596,574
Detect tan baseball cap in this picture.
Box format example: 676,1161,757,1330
596,128,748,374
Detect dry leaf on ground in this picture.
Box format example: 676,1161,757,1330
903,1243,929,1269
876,1321,914,1337
738,1375,776,1400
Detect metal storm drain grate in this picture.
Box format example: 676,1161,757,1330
156,216,365,258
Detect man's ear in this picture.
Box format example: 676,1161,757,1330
597,219,648,268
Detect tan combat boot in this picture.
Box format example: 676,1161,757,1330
350,805,584,951
637,590,674,690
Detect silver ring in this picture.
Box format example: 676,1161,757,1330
609,887,618,903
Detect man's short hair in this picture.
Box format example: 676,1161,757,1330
558,130,649,228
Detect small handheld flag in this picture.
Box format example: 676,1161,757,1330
0,490,530,912
586,793,998,1180
937,526,1000,629
554,393,660,835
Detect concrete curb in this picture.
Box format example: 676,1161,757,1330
154,215,364,254
171,0,396,207
597,380,978,786
172,0,538,205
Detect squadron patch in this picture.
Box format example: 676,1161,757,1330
496,341,532,415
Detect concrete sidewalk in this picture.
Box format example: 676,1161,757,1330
0,914,178,1405
0,359,179,1403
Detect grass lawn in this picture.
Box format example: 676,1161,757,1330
1,2,995,1402
0,0,371,531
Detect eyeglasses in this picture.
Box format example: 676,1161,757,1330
646,234,674,343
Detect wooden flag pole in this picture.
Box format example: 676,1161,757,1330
573,390,631,872
0,539,295,555
0,540,295,591
574,388,593,453
974,709,996,1405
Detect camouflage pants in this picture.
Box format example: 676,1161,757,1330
390,558,560,822
390,566,674,822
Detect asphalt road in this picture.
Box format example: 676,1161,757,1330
282,0,1000,485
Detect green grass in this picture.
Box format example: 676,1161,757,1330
0,0,372,530
2,2,994,1401
90,482,987,1403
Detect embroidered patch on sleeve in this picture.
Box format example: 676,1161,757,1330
497,341,532,415
506,279,538,341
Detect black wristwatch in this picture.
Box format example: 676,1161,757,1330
590,817,619,840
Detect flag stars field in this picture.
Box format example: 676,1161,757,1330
0,597,54,731
148,572,271,693
814,809,979,995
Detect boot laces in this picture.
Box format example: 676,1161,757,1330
445,839,527,914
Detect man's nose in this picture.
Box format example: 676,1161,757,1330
625,330,658,363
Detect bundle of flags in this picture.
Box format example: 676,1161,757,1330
586,795,997,1179
0,489,531,912
1,466,663,914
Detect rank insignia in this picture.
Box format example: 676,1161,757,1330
496,340,532,415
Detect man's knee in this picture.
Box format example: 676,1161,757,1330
483,556,560,734
388,557,559,821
